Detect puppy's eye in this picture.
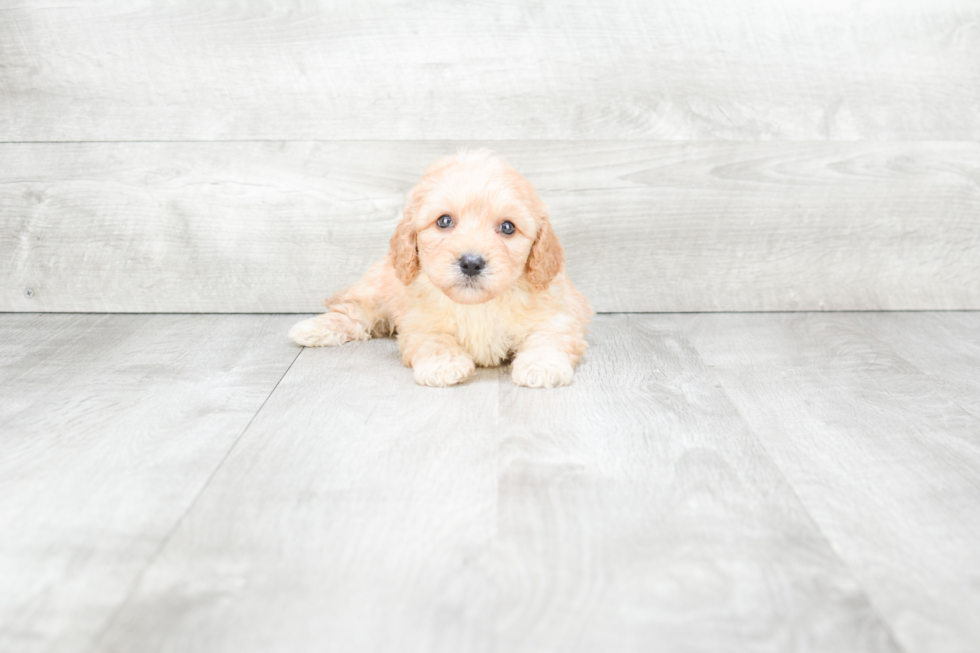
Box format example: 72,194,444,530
436,214,454,229
499,220,516,235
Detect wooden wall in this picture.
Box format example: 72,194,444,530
2,1,978,312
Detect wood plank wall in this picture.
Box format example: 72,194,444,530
2,0,978,312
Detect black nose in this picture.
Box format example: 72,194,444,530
458,253,486,277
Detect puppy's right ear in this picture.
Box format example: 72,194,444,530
389,186,422,286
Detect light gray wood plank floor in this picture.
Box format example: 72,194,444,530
0,314,300,653
1,312,978,653
679,312,980,653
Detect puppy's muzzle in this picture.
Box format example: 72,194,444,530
457,253,486,278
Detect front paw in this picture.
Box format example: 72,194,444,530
511,349,574,388
413,353,475,387
289,313,369,347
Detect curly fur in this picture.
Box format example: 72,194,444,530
289,150,593,387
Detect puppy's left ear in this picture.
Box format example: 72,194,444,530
525,215,565,290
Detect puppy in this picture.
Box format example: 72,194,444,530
289,150,592,387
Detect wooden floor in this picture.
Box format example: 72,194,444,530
1,312,978,653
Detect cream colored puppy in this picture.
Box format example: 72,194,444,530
289,150,592,387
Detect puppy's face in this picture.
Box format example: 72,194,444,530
390,151,564,304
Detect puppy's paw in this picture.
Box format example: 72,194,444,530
512,349,575,388
289,313,369,347
413,352,476,387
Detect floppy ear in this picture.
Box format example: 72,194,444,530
389,185,423,286
525,215,565,290
389,212,419,286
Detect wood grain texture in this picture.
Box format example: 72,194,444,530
1,0,978,141
0,314,299,653
3,140,978,313
852,312,980,421
495,315,900,653
95,338,500,653
680,312,980,653
4,312,980,652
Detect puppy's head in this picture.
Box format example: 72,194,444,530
389,150,564,304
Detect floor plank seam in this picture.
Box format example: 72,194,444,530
5,313,977,650
81,344,305,653
701,361,911,653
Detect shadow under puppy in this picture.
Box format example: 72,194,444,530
290,150,593,387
